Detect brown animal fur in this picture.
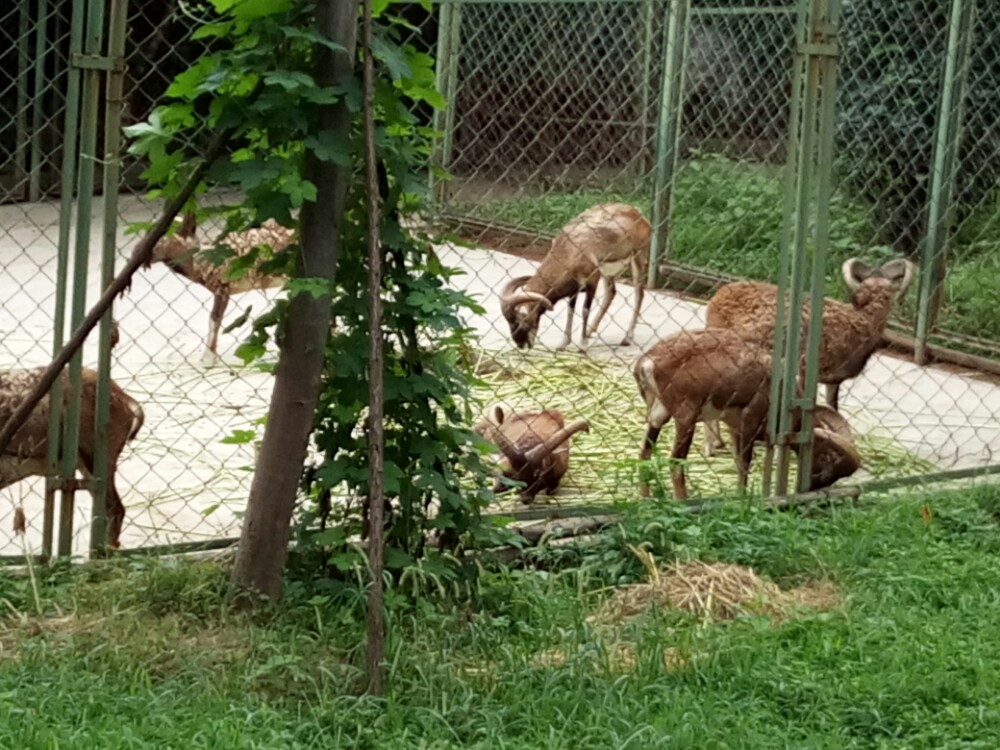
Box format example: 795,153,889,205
700,257,915,456
633,329,861,500
500,203,651,350
0,367,144,548
145,212,295,363
473,405,590,503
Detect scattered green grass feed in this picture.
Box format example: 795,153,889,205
471,346,933,508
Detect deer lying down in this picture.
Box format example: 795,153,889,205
633,328,861,500
0,367,144,548
500,203,651,351
473,405,590,503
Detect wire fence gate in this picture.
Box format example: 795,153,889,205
0,0,998,561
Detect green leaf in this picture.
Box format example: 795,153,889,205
215,0,292,20
384,547,413,571
304,131,353,166
285,277,330,299
371,36,411,81
264,70,316,92
384,461,405,495
221,429,257,445
310,527,347,547
191,21,233,40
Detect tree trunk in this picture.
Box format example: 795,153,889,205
230,0,359,602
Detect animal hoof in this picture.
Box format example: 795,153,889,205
618,337,633,347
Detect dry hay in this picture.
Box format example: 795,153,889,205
590,547,842,628
471,346,932,507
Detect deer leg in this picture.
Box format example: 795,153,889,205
204,291,229,365
670,419,697,500
80,453,125,550
579,281,597,348
638,423,662,499
106,474,126,550
555,292,578,351
824,382,840,411
587,276,616,338
703,417,728,457
731,423,756,493
621,257,645,346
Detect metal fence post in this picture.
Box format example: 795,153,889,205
30,0,51,202
46,0,89,560
16,0,31,197
914,0,976,366
635,0,657,176
647,0,691,288
91,0,130,556
796,0,842,493
431,0,461,207
766,0,841,497
58,0,109,557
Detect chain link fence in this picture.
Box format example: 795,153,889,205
0,0,998,557
432,0,1000,510
0,0,273,558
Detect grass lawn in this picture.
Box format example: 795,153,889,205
450,156,1000,348
3,484,1000,748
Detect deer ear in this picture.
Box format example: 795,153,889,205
492,405,505,425
841,258,871,291
179,211,198,238
880,258,916,294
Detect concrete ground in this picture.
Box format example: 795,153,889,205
1,194,999,557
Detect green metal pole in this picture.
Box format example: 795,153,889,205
91,0,129,556
762,4,809,499
635,0,656,176
430,0,455,205
796,0,842,494
913,0,976,365
16,0,31,196
46,0,89,560
59,0,108,557
647,0,691,289
30,0,50,202
440,1,463,204
771,0,820,497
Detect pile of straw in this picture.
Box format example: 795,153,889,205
590,546,842,627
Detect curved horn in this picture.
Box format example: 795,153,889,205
500,276,553,313
506,291,554,311
841,258,870,292
523,419,590,465
881,258,916,295
500,276,531,302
